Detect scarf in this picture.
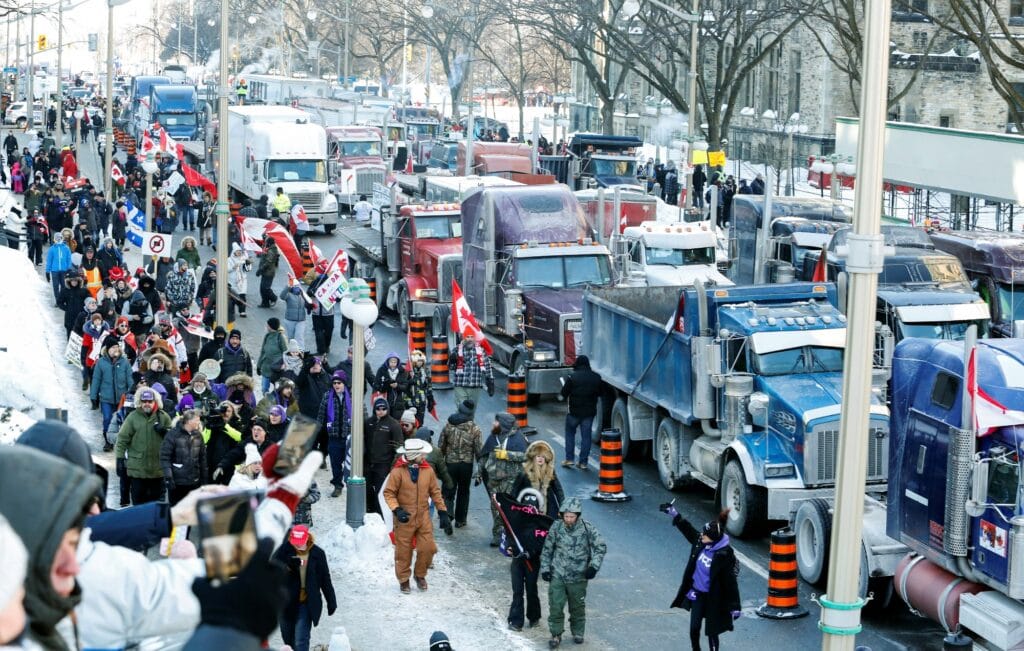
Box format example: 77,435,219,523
326,388,351,431
456,343,485,370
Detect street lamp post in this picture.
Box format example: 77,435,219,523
105,0,130,197
342,279,379,529
140,150,158,230
215,0,229,327
307,4,351,87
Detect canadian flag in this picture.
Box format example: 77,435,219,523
110,162,126,187
160,128,179,159
324,248,349,275
811,246,828,283
290,204,310,233
235,215,264,253
968,346,1024,436
140,132,156,156
451,280,493,354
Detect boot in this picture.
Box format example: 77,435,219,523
414,576,427,591
548,636,561,649
399,581,410,594
331,486,343,498
81,377,89,391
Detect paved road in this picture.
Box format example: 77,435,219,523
73,142,948,650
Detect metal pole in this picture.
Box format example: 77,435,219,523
176,8,182,64
56,0,64,148
531,116,540,171
343,0,350,89
684,0,697,207
785,127,794,196
14,14,19,97
192,0,197,63
821,0,891,646
27,3,34,108
345,319,368,528
103,1,115,194
215,0,229,326
144,170,153,230
464,101,474,176
5,14,10,71
754,171,773,284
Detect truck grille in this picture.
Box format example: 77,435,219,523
356,169,385,196
805,423,888,486
438,257,463,303
289,192,322,211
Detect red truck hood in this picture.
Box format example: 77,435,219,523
417,239,463,259
340,156,386,169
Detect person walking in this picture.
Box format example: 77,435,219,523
559,355,602,471
407,349,434,425
364,396,403,515
279,281,309,351
438,399,482,528
540,497,607,648
274,525,337,651
45,232,72,303
317,369,352,498
256,237,280,308
89,339,132,451
227,243,251,318
382,438,453,593
662,505,742,651
373,352,410,419
479,412,529,547
448,334,494,416
159,408,207,504
507,440,564,632
664,161,680,206
257,317,289,394
114,386,173,505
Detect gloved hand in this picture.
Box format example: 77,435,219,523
516,550,531,561
190,538,288,640
485,377,495,397
394,507,410,524
164,477,175,493
541,571,552,582
584,567,598,580
731,610,742,620
211,467,224,482
438,510,453,535
116,458,126,476
91,398,99,410
659,502,678,518
154,423,168,436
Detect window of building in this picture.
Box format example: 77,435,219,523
939,112,955,128
912,31,928,51
1013,0,1024,18
1006,82,1024,128
765,44,782,112
742,45,757,108
788,50,801,115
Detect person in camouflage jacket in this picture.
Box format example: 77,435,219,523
406,350,434,424
163,259,197,313
438,399,483,527
540,497,607,648
479,412,529,546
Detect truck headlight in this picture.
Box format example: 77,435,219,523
324,193,337,209
764,463,795,478
532,350,556,362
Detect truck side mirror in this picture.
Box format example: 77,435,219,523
966,459,989,517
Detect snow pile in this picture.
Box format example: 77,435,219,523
0,247,93,438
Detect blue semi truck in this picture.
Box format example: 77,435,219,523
582,281,892,537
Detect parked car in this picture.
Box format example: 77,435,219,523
4,102,43,128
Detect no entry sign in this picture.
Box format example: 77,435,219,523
142,232,173,257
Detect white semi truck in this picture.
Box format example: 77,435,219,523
226,105,338,232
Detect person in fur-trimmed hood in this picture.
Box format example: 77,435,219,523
511,440,564,520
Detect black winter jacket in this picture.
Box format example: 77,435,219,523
560,358,603,418
214,344,253,381
296,362,333,418
273,541,337,626
160,424,207,486
670,515,741,637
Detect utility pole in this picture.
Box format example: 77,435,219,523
820,0,891,648
27,1,35,109
214,0,229,327
343,0,350,89
56,0,63,148
105,0,122,197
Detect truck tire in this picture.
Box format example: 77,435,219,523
323,224,336,234
373,267,388,311
15,118,25,129
610,398,632,461
432,305,456,351
655,418,689,491
719,460,766,538
397,283,410,330
794,498,832,586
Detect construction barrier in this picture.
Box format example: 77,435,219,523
507,373,528,429
300,244,314,276
126,138,136,155
756,528,809,619
591,429,631,502
430,336,452,389
409,316,427,359
366,277,377,305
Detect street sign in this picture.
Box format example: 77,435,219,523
141,232,172,257
2,67,15,74
87,33,97,52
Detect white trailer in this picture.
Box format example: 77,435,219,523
226,105,338,232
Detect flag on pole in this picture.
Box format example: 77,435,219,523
811,246,827,283
140,132,156,157
125,200,146,248
451,279,493,354
235,215,263,253
290,204,310,234
968,345,1024,436
110,162,126,187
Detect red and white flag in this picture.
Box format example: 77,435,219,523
290,204,310,233
968,346,1024,436
160,128,179,159
323,248,350,276
140,132,156,156
235,215,264,253
451,280,493,354
110,162,126,187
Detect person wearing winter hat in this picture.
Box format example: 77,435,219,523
383,438,452,593
273,525,336,651
0,513,29,647
479,412,530,546
115,386,173,505
214,328,254,383
399,407,419,438
540,497,607,648
373,352,410,419
257,317,288,394
282,338,304,379
159,409,208,505
429,631,454,650
407,348,434,425
448,333,494,415
317,370,353,498
257,377,299,422
89,338,132,451
438,400,482,529
559,354,603,470
279,281,309,351
661,505,741,651
364,396,404,514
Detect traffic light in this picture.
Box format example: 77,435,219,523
36,34,47,51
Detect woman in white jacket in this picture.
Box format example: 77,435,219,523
226,243,251,318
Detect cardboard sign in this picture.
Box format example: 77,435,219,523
141,232,173,257
708,151,727,168
64,332,83,369
314,268,351,310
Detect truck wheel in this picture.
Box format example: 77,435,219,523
373,267,388,311
397,284,410,330
323,224,336,234
15,118,25,129
794,498,832,586
610,398,632,461
719,460,766,538
655,418,689,491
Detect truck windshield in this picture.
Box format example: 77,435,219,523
898,320,986,341
339,141,381,157
155,113,196,126
266,160,326,183
407,123,439,139
752,346,844,376
414,216,461,239
646,246,715,266
515,255,613,289
997,283,1024,322
386,126,405,141
592,158,636,177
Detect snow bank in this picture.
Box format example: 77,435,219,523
0,247,94,440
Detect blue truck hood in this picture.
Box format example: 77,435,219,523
758,373,844,421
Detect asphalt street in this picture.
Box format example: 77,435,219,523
67,140,948,650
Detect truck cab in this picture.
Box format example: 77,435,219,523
126,75,171,140
388,204,464,328
148,84,200,141
567,133,643,189
325,125,386,212
574,188,659,240
929,230,1024,338
617,222,732,287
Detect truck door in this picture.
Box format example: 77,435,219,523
398,217,414,277
970,443,1017,585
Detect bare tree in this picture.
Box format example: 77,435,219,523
348,6,406,95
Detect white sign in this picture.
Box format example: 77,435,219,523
141,232,173,257
372,182,390,210
162,171,186,195
314,267,351,310
64,332,82,369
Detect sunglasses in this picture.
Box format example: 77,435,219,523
375,406,388,411
332,380,344,385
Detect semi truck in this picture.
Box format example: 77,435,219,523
123,75,170,139
325,125,387,213
566,133,643,189
581,282,892,537
139,84,201,141
616,222,732,287
336,202,463,330
929,230,1024,338
460,185,615,399
226,105,338,232
889,335,1024,649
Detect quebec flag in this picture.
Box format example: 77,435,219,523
125,200,146,248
